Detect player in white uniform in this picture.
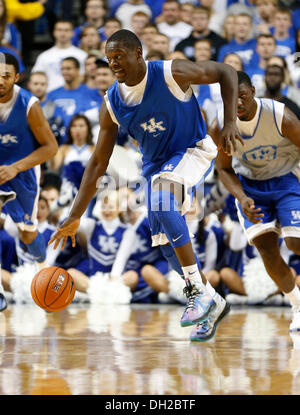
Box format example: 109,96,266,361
208,70,300,335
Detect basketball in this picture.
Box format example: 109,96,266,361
31,266,75,312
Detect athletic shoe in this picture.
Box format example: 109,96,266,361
0,293,7,312
180,284,216,327
290,308,300,332
190,297,230,341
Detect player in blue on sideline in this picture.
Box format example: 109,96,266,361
49,29,241,342
0,52,58,311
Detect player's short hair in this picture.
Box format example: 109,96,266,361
106,29,142,51
95,58,109,69
62,56,80,68
237,71,252,88
0,52,19,74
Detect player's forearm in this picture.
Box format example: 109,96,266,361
68,155,108,220
12,142,58,173
218,64,238,125
217,166,247,203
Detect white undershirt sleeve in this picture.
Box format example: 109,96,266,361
27,96,39,116
273,100,285,135
77,217,96,241
202,231,218,274
110,227,137,278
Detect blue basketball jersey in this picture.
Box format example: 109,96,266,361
105,60,207,179
0,86,39,165
87,219,127,274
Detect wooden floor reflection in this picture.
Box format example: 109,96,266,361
0,303,299,395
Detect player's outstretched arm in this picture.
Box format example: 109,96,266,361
281,105,300,148
48,100,119,249
0,101,58,185
171,59,243,154
209,119,264,224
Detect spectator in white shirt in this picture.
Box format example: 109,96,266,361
157,0,192,51
151,32,171,58
31,20,88,92
131,10,150,38
115,0,152,31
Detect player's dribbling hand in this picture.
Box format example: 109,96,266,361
218,123,244,155
0,165,19,185
240,196,264,224
48,217,80,250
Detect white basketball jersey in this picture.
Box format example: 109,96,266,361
217,98,300,180
63,144,92,167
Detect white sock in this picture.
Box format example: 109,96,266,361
182,264,204,288
206,280,216,297
285,285,300,310
206,280,223,302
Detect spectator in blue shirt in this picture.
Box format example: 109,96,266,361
254,0,277,36
217,12,257,66
103,17,122,41
246,33,276,95
0,0,21,53
0,25,25,79
72,0,107,47
47,56,101,132
28,71,67,146
79,25,102,54
270,8,296,58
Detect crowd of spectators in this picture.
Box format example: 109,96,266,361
1,0,300,306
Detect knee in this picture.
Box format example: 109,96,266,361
123,270,139,290
141,265,153,278
220,267,233,281
205,270,220,287
285,237,300,255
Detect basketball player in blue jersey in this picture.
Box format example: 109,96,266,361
49,29,242,341
0,52,58,311
209,71,300,336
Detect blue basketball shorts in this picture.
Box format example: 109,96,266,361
0,166,41,231
235,172,300,244
145,135,217,246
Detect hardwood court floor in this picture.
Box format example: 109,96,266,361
0,303,299,395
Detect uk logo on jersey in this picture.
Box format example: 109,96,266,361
98,235,119,253
243,145,277,162
0,134,18,145
140,117,166,136
163,164,174,171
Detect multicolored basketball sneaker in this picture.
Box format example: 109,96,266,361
180,283,216,327
189,297,230,341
